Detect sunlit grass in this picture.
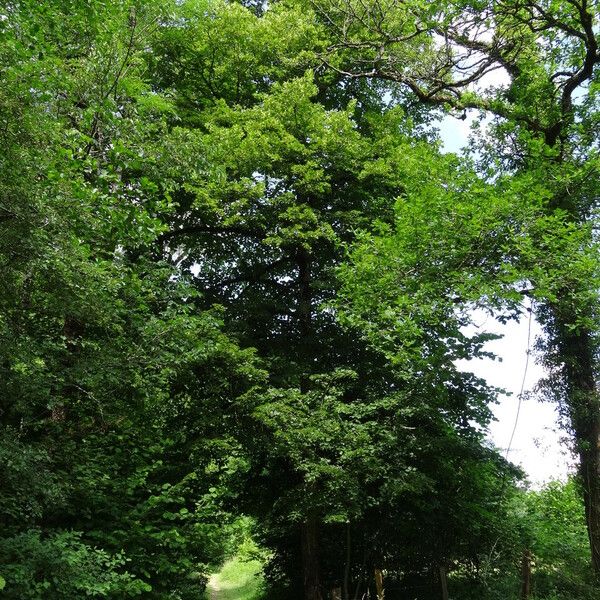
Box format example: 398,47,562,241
205,556,265,600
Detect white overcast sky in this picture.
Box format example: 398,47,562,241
438,114,574,486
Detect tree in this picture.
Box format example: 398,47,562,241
311,0,600,574
148,6,522,592
0,1,552,597
0,1,263,596
523,479,595,597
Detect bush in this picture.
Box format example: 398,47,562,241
0,530,151,599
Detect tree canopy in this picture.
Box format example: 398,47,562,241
0,1,598,599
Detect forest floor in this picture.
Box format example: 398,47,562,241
205,556,264,600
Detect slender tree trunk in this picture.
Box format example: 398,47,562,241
520,549,532,600
297,248,323,600
578,414,600,576
581,437,600,575
575,407,600,578
438,566,449,600
374,569,384,600
297,250,311,322
344,523,351,600
302,516,323,600
53,315,83,422
352,578,362,600
297,247,312,394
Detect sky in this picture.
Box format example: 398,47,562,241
438,115,574,486
456,312,574,486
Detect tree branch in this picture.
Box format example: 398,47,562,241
158,224,266,244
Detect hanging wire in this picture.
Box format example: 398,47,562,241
505,299,534,461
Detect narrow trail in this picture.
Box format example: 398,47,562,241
207,572,222,600
205,557,264,600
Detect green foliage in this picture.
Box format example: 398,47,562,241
0,531,150,599
0,1,264,596
1,0,598,598
151,0,323,115
523,480,596,598
451,480,597,600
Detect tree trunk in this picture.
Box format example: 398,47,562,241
558,326,600,573
520,549,532,600
581,438,600,575
53,315,84,423
297,247,312,395
438,566,449,600
343,523,351,600
352,578,362,600
576,412,600,573
297,248,311,344
577,387,600,575
374,569,384,600
302,516,323,600
544,104,600,575
297,249,322,600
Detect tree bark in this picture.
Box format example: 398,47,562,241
297,248,311,346
581,432,600,575
438,566,449,600
302,516,323,600
559,326,600,573
343,523,351,600
374,568,384,600
297,248,322,600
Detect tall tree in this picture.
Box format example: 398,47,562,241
150,5,521,589
312,0,600,574
0,1,541,597
0,1,264,596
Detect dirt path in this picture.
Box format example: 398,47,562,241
204,557,263,600
207,572,222,600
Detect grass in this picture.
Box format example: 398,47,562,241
205,556,265,600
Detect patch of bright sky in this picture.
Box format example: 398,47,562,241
455,312,574,487
437,77,574,485
439,64,510,153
